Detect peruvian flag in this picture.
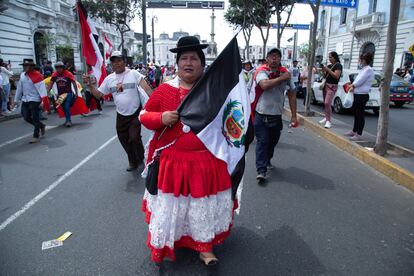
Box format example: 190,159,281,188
177,36,253,195
104,34,113,60
76,0,107,85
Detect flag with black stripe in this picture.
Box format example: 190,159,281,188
178,36,252,181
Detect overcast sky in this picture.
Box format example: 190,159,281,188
130,1,315,52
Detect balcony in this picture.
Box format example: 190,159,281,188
354,12,385,33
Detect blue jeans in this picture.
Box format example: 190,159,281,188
21,101,45,138
2,83,10,112
63,92,73,123
254,113,283,174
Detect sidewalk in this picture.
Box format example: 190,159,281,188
284,100,414,192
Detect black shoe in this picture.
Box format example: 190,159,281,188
126,165,138,172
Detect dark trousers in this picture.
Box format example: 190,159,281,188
21,101,45,138
85,91,102,111
352,94,369,135
116,110,144,167
254,113,283,174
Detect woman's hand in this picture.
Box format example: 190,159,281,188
162,111,179,126
82,74,90,86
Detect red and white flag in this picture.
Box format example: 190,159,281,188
76,0,107,85
104,34,113,60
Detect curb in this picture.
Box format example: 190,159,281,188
284,108,414,192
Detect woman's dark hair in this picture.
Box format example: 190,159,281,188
329,51,340,63
176,49,206,66
360,52,373,65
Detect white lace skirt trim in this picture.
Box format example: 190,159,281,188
143,189,234,249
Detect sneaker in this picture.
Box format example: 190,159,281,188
29,137,39,144
344,130,356,137
267,163,275,170
65,122,72,128
324,121,332,129
256,172,266,181
98,110,103,115
350,134,362,141
40,125,46,136
81,113,89,117
319,118,327,124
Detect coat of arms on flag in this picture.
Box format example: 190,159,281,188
222,100,246,148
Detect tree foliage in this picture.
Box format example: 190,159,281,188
82,0,141,52
224,0,254,59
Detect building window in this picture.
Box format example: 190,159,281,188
369,0,377,14
360,42,375,66
340,8,348,25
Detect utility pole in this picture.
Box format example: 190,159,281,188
292,31,298,61
142,0,147,64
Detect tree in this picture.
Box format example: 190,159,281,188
273,0,294,49
248,0,274,59
374,0,401,156
82,0,140,55
299,43,310,60
304,0,321,115
224,0,254,60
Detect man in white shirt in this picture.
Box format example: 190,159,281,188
288,60,300,127
85,51,153,171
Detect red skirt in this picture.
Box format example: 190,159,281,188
142,132,235,262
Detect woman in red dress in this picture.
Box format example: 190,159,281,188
139,36,236,265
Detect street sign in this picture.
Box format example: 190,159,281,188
147,1,224,9
296,0,358,9
268,23,310,30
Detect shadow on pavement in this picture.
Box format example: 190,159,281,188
269,167,335,191
277,142,308,153
144,225,326,276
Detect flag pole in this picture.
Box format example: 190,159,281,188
76,0,88,80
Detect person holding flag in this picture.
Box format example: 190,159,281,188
84,51,152,171
14,59,47,143
139,36,252,265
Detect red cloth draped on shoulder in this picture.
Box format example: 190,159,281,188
51,70,76,82
251,64,288,118
53,70,89,118
26,71,49,110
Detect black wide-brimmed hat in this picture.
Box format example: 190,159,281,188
170,36,209,53
19,59,36,66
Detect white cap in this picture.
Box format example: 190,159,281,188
110,51,123,61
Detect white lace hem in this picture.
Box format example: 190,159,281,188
143,189,234,249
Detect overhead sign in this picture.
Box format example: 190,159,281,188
147,1,224,9
296,0,358,9
268,23,310,30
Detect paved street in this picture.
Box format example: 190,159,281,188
1,106,414,275
309,101,414,151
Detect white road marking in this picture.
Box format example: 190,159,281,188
0,135,117,232
0,125,59,149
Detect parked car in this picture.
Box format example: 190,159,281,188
310,70,382,115
389,74,414,107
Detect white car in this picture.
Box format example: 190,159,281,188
310,70,381,115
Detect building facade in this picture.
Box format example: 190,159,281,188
317,0,414,72
242,44,294,65
0,0,136,74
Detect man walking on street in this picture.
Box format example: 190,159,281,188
252,48,292,183
14,59,47,144
84,51,153,171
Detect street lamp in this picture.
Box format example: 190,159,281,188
150,15,158,63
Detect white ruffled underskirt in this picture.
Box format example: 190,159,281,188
143,189,234,249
